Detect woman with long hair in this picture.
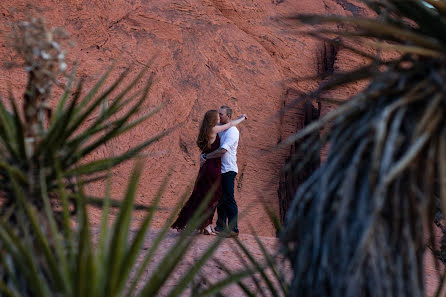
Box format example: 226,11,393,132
172,109,247,235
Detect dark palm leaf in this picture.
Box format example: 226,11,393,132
282,1,446,297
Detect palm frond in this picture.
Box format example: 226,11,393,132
282,1,446,297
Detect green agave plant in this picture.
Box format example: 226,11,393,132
281,1,446,297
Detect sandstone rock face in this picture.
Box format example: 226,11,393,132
0,0,367,236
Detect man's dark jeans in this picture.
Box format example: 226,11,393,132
216,171,238,233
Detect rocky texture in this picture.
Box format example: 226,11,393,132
0,0,368,237
425,247,445,297
278,100,321,224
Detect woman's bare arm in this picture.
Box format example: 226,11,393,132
212,114,247,134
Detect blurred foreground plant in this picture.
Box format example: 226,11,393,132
281,1,446,297
0,161,289,297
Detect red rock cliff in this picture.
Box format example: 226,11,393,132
0,0,367,236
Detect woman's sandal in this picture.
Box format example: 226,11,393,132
202,225,216,235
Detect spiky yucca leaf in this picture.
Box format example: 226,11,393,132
0,18,169,226
282,1,446,297
0,162,271,297
0,59,167,223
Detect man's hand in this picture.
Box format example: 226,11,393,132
200,153,206,167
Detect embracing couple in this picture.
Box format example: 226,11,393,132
172,106,247,237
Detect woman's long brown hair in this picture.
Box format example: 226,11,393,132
197,110,219,152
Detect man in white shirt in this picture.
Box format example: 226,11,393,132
200,105,240,237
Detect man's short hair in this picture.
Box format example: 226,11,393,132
220,105,233,118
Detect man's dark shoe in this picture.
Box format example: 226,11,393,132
214,226,224,233
227,231,239,238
